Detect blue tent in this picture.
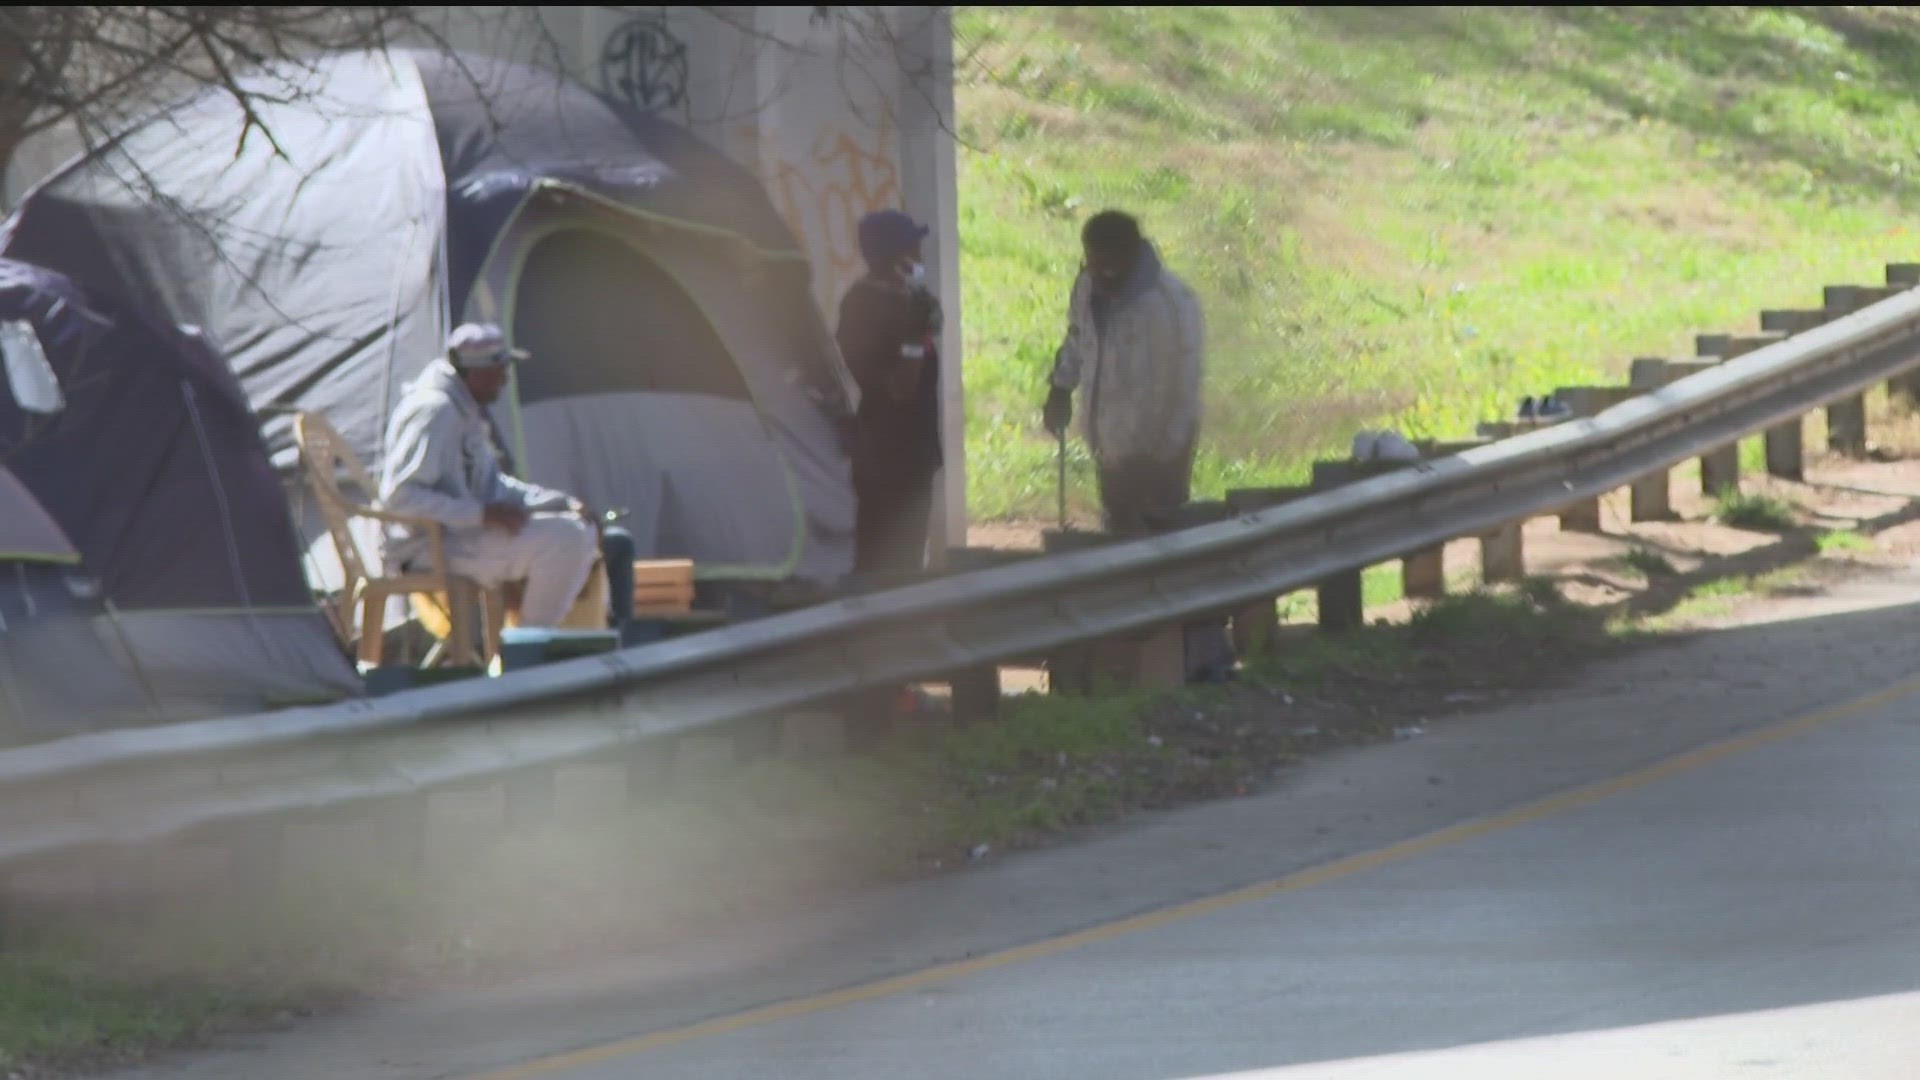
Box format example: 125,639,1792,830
0,259,358,736
2,48,860,588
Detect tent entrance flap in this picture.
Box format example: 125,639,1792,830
504,225,807,577
510,228,754,404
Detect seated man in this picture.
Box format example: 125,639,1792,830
377,323,598,629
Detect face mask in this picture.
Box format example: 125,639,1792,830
903,261,927,286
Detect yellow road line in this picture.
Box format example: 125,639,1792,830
467,672,1920,1079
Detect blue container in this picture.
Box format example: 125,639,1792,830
497,627,621,673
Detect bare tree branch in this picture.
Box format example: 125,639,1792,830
0,5,580,318
0,6,500,185
187,13,291,162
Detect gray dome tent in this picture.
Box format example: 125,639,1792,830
0,258,358,738
1,48,861,588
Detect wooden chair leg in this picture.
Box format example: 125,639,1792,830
442,579,479,669
358,587,389,668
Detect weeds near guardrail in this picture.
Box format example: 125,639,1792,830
1622,548,1679,578
0,944,288,1075
1713,492,1800,532
1245,582,1624,692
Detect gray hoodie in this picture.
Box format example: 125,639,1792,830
1049,241,1206,466
376,358,571,568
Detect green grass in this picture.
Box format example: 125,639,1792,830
1690,575,1759,600
956,6,1920,519
1642,565,1815,628
1714,491,1801,531
1247,581,1606,687
1245,624,1414,687
1361,563,1403,609
1816,528,1875,554
0,951,262,1072
921,689,1166,844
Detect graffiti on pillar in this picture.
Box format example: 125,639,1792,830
600,13,690,115
761,124,902,293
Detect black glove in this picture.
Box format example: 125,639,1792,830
1043,385,1073,436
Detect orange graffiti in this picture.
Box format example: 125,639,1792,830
760,125,901,288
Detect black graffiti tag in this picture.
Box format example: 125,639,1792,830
600,15,690,113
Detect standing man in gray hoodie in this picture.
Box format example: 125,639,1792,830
377,323,599,628
1043,210,1206,537
1043,213,1233,683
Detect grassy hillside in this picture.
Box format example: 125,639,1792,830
955,5,1920,520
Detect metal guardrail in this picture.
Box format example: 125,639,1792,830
7,285,1920,865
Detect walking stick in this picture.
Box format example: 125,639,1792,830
1055,427,1069,532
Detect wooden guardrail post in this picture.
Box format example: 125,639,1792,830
1885,263,1920,412
1760,308,1837,478
948,667,1001,725
1480,521,1525,584
1763,415,1805,482
1626,359,1677,522
943,546,1046,723
1317,566,1365,630
1397,442,1479,600
1714,332,1799,480
1692,334,1743,495
1042,506,1234,691
1823,285,1896,455
1547,386,1639,532
1307,440,1495,598
1308,462,1387,630
1224,486,1313,655
1759,309,1831,335
1635,354,1733,498
1401,545,1446,600
1395,437,1474,598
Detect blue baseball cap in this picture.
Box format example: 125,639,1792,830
857,209,929,271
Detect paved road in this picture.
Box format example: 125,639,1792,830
117,575,1920,1080
473,675,1920,1078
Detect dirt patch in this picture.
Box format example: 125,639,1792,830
967,521,1049,551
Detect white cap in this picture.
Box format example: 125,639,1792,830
446,323,528,368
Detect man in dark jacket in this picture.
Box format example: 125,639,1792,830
837,209,944,573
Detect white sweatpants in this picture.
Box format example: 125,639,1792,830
443,513,598,628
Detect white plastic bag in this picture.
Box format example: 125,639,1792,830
1352,429,1421,464
0,319,63,415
